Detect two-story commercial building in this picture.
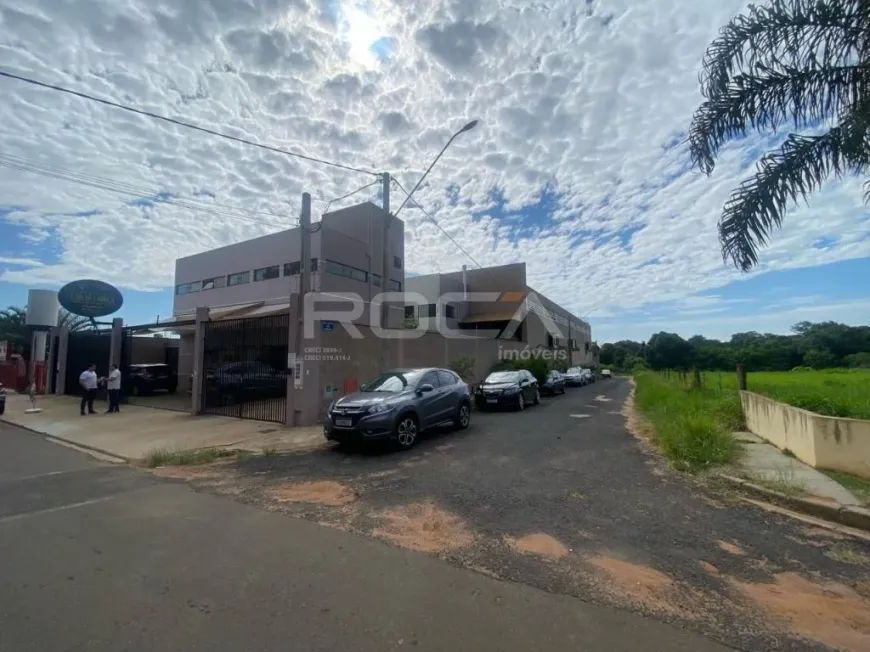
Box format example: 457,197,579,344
404,262,594,368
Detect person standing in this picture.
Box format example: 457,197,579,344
79,363,98,415
105,363,122,413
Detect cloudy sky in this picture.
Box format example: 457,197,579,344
0,0,868,343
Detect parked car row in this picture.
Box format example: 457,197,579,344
323,365,609,451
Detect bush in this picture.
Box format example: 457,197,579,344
449,357,476,383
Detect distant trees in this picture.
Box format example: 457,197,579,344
603,321,870,372
0,305,94,358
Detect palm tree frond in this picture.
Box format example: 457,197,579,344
702,0,868,97
719,107,870,271
690,63,870,173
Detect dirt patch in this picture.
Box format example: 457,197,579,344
587,555,697,619
621,380,655,444
731,572,870,651
372,502,473,553
801,526,846,541
266,481,356,507
508,533,569,560
718,540,747,556
699,561,721,576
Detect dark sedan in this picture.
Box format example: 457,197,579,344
541,370,566,396
475,369,540,411
323,368,472,450
127,364,178,396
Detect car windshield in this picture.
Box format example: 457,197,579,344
361,370,424,392
485,372,520,383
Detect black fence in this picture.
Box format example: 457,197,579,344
64,331,112,398
201,314,289,423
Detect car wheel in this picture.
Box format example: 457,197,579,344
454,401,471,430
395,414,419,449
533,388,540,405
517,393,525,411
560,385,566,395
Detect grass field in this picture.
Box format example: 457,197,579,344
632,367,870,471
633,371,741,471
702,368,870,420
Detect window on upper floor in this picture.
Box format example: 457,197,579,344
445,304,456,319
393,255,402,269
283,258,318,276
404,305,416,318
175,282,201,296
324,260,367,283
254,265,280,282
389,279,401,292
227,271,250,286
201,276,226,291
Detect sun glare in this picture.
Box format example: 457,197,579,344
340,2,386,68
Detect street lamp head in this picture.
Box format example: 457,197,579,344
459,120,479,134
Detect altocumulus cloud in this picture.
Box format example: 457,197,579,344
0,0,868,316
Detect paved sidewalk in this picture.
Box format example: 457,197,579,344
733,431,859,505
0,393,325,461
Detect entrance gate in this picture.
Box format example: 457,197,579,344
201,314,289,423
64,331,112,397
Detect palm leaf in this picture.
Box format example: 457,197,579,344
718,101,870,271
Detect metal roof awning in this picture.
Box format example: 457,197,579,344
233,302,291,318
159,302,264,327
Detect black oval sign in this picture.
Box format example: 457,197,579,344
58,280,123,318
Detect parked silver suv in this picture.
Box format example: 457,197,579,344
324,368,472,449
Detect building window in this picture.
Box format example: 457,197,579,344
202,276,226,291
585,341,590,353
389,279,401,292
424,304,437,318
393,255,402,269
445,304,456,319
175,282,202,296
254,266,280,282
404,305,416,318
371,273,381,287
324,260,367,283
228,271,250,286
547,334,555,348
283,258,318,276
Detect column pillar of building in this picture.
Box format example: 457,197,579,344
191,307,210,415
108,318,123,370
55,327,69,395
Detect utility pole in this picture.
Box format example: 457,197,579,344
287,192,311,427
378,172,391,371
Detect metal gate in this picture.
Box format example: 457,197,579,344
201,314,289,423
64,331,111,397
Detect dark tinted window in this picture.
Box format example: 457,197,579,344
445,304,456,319
424,304,437,317
254,266,280,282
436,370,456,386
486,371,520,383
420,371,440,388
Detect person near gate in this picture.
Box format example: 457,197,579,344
105,363,121,413
79,363,98,415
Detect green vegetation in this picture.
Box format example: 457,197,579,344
144,447,236,468
820,470,870,506
449,357,476,383
633,370,740,471
491,356,551,384
601,322,870,374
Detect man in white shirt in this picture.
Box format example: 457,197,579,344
79,363,98,415
105,363,122,413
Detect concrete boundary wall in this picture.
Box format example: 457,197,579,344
740,390,870,479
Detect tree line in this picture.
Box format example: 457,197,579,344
600,322,870,372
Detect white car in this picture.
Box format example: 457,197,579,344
581,368,595,384
600,369,612,379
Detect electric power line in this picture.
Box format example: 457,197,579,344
390,177,483,269
323,179,381,214
0,154,297,229
0,69,379,177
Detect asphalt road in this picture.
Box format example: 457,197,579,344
201,377,870,652
0,420,734,652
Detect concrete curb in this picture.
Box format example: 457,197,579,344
719,474,870,533
0,416,130,463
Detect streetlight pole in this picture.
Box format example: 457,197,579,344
378,120,478,371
